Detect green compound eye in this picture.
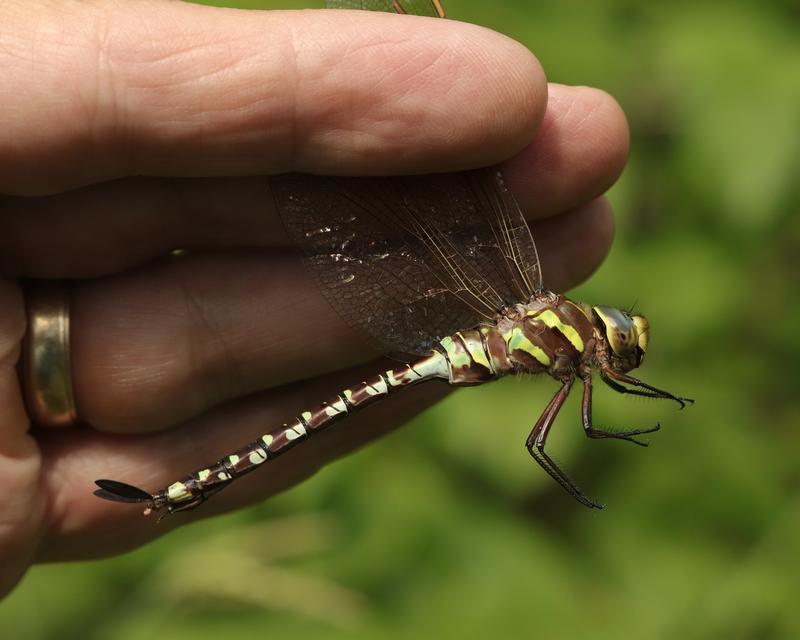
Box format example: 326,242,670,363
593,306,638,356
632,315,649,354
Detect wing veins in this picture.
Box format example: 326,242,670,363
403,208,500,317
476,173,533,297
475,171,542,296
330,179,493,320
339,177,501,319
329,183,458,306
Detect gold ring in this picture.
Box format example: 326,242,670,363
22,282,78,427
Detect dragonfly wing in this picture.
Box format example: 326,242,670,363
271,170,542,356
272,173,485,355
474,169,543,295
325,0,445,18
286,0,542,355
380,169,543,307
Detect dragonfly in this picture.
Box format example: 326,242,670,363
94,0,692,517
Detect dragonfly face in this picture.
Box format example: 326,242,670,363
592,305,649,374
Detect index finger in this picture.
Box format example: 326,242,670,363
0,1,546,195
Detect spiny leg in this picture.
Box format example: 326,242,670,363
525,377,603,509
581,372,660,447
601,368,694,409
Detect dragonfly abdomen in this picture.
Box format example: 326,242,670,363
135,350,451,514
157,328,514,513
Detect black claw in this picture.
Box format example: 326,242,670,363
528,446,603,510
629,423,661,443
580,494,605,509
589,423,660,447
573,492,603,510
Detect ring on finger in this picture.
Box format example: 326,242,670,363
22,281,78,427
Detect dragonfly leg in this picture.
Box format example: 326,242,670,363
525,377,603,509
601,368,694,409
581,372,660,447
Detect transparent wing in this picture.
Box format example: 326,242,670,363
271,170,542,355
297,0,540,354
325,0,446,17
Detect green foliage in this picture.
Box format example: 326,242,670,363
3,1,798,638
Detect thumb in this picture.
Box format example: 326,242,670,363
0,277,44,598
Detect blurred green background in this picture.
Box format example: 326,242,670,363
3,0,799,638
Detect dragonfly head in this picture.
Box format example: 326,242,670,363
592,306,649,372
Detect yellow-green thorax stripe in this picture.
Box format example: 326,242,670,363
506,326,550,366
530,308,585,353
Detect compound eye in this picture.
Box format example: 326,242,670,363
593,306,637,356
632,315,649,353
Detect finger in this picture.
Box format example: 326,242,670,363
69,198,611,433
37,359,448,560
71,250,367,433
535,197,614,291
505,83,629,215
0,1,545,195
0,84,625,278
0,277,44,598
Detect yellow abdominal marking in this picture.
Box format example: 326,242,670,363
456,332,492,372
285,423,306,440
261,434,274,447
301,411,312,423
439,335,472,369
197,469,211,482
344,389,354,403
217,471,231,481
324,397,348,417
506,327,551,366
367,377,388,396
249,450,267,465
387,369,419,386
535,309,585,352
167,482,192,502
228,454,240,466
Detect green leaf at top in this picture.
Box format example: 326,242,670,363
325,0,445,18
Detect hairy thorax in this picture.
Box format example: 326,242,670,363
439,291,599,385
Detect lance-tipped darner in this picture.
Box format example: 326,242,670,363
94,0,692,517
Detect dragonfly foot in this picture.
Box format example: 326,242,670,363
586,423,661,447
527,445,604,510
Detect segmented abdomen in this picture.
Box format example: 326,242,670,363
155,350,450,511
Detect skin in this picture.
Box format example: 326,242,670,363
0,0,629,598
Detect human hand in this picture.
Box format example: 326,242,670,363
0,0,627,597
